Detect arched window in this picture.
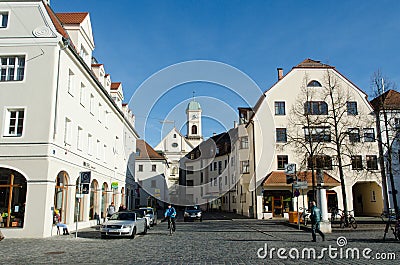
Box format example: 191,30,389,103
172,166,178,175
191,125,197,135
307,80,322,87
89,180,98,220
55,171,69,224
0,168,27,228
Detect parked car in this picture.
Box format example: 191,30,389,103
139,207,158,226
184,205,202,222
133,209,151,229
100,211,147,239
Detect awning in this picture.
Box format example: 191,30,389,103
262,171,340,188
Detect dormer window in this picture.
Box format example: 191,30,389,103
307,80,322,87
79,45,89,61
0,12,8,28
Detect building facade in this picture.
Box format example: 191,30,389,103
0,1,138,237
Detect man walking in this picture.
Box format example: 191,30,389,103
107,202,116,218
310,200,325,242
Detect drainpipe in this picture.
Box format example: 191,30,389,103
251,121,257,219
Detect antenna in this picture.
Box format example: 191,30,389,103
192,91,195,100
382,78,385,94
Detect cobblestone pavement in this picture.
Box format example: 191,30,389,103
0,212,399,264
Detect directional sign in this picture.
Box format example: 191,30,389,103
285,163,296,175
293,181,308,189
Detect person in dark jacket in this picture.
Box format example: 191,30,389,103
310,200,325,242
164,204,177,231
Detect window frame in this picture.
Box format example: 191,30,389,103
347,101,358,115
366,155,378,170
277,155,288,170
304,126,331,142
0,12,9,28
351,155,363,170
0,55,25,82
348,128,361,143
274,101,286,115
240,136,249,149
276,128,287,143
363,128,375,142
304,101,328,115
4,107,25,137
240,160,250,174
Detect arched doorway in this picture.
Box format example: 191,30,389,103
352,182,383,216
74,178,85,221
54,171,69,223
101,182,108,219
89,180,98,220
0,168,27,228
120,187,125,207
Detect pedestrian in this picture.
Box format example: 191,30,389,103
164,204,176,232
54,209,69,235
118,204,125,212
0,214,5,241
107,202,116,217
310,200,325,242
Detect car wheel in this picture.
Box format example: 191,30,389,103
130,227,136,239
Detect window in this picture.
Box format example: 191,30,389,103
151,180,157,188
103,144,107,162
186,180,194,186
77,127,83,150
64,118,72,145
351,156,363,170
104,110,109,128
277,155,288,170
304,127,331,142
366,155,378,170
200,172,203,183
304,101,328,115
79,45,89,62
171,142,178,148
152,165,156,172
371,190,376,202
67,70,75,95
276,128,287,143
138,165,143,172
173,134,177,138
307,80,322,87
89,94,94,114
395,118,400,130
5,109,24,136
80,83,86,106
187,166,193,174
363,128,375,142
275,101,285,115
307,155,332,170
225,175,228,185
218,161,222,174
87,133,93,155
225,160,227,168
0,56,25,81
96,140,100,159
0,12,9,28
214,162,217,170
240,136,249,149
191,125,197,135
214,178,217,186
240,160,250,174
347,101,358,115
348,128,360,142
98,103,102,122
209,164,213,171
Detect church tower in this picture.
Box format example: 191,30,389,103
186,99,203,147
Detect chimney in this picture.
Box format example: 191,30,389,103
233,121,237,128
277,68,283,81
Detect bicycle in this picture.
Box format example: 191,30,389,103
381,209,400,241
336,209,357,229
166,216,176,236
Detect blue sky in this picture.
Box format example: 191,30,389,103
52,0,400,147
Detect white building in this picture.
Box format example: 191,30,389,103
0,1,138,238
248,59,382,219
134,139,168,208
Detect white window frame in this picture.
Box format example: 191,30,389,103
80,83,86,107
67,69,75,96
87,133,93,155
77,126,83,151
96,139,100,160
98,103,102,123
4,107,25,137
0,12,9,28
89,94,94,115
0,56,25,81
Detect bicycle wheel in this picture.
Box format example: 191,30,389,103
349,217,357,229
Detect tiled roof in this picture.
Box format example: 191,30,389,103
91,64,103,67
293,58,334,69
262,171,340,187
111,82,121,90
136,140,165,160
370,89,400,111
44,4,69,40
55,12,88,24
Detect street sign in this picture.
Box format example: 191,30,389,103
111,182,118,189
80,171,91,184
293,181,308,189
285,163,296,175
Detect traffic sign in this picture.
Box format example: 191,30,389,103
293,181,308,189
285,163,296,175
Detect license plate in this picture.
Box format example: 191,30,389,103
108,229,119,233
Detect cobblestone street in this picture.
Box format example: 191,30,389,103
0,212,399,264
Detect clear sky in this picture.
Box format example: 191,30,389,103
52,0,400,147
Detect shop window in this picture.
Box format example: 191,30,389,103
89,180,98,220
54,171,69,224
0,168,27,228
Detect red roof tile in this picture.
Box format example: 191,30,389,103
56,12,88,24
136,140,164,160
262,171,340,187
111,82,121,90
293,58,334,69
370,89,400,111
91,64,103,67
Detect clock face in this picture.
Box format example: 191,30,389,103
192,114,198,119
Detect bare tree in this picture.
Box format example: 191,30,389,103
370,70,399,217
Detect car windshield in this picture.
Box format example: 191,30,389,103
109,212,136,221
186,206,200,211
132,210,145,218
140,208,153,215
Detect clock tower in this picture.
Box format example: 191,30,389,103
186,99,203,147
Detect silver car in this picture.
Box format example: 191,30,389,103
139,207,158,226
100,211,147,239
